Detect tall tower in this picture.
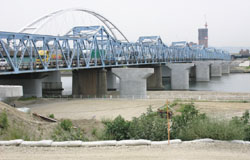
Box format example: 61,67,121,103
198,22,208,48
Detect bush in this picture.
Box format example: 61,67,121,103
48,114,55,119
0,111,8,131
60,119,73,131
129,107,169,141
177,118,245,141
241,110,249,124
243,125,250,141
102,107,170,141
101,105,250,141
103,115,130,140
171,103,206,138
51,119,87,141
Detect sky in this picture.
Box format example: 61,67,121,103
0,0,250,48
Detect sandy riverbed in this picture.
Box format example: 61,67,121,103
27,91,250,120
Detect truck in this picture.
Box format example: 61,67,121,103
36,50,62,64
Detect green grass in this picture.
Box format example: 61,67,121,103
18,96,37,101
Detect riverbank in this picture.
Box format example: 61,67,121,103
230,66,250,73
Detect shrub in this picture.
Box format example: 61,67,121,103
101,105,250,141
0,111,8,131
48,114,55,119
60,119,73,131
171,103,206,138
51,120,87,141
91,128,97,136
177,118,245,141
129,107,169,141
243,125,250,141
103,115,130,140
241,110,249,124
51,126,86,141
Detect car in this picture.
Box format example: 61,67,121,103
0,58,8,67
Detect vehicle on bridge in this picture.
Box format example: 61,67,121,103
36,50,62,66
0,58,7,67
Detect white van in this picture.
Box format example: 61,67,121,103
0,58,7,66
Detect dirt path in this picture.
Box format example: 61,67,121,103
1,142,250,160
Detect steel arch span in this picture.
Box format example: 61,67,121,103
19,8,129,42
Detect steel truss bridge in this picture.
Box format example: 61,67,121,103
0,8,230,75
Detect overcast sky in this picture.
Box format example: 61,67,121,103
0,0,249,47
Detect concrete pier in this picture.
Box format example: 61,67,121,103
42,71,63,97
0,71,63,97
0,85,23,103
147,65,164,90
107,70,118,91
194,61,211,81
162,66,171,78
222,62,230,74
0,85,23,98
166,63,194,90
72,69,107,97
112,68,154,98
211,61,222,77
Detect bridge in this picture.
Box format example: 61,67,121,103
0,8,231,99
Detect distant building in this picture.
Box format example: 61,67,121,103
188,42,197,47
198,23,208,48
239,49,250,56
231,49,250,59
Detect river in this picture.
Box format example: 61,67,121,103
61,73,250,95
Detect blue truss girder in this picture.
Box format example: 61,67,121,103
0,28,231,75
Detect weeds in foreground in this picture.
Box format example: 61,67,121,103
0,111,8,131
51,119,87,141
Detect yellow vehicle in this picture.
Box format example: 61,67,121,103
36,50,62,64
36,50,49,64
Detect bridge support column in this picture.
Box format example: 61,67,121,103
107,70,118,91
0,85,23,104
42,71,63,97
222,62,230,74
194,61,211,81
0,71,63,98
162,66,171,78
211,61,222,77
0,78,42,97
166,63,194,90
0,78,43,97
112,68,154,98
147,65,164,90
72,69,107,98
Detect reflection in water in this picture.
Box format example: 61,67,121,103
61,73,250,95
